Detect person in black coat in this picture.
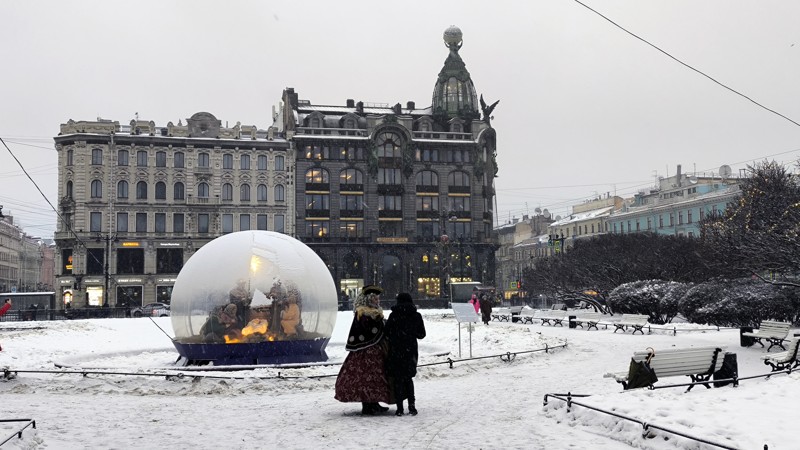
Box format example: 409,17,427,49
385,292,426,416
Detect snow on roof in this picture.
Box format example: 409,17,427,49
550,206,614,226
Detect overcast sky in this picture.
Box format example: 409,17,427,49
2,0,800,238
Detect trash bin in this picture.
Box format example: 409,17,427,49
713,352,738,387
740,327,755,347
568,315,577,329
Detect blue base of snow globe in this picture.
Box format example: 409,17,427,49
172,338,330,366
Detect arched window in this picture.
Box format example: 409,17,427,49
222,183,233,201
90,180,102,198
275,184,285,202
66,181,73,199
136,181,148,200
240,184,251,201
305,168,329,183
416,170,439,187
375,132,401,158
197,182,209,198
257,184,268,202
198,152,210,168
448,171,471,187
173,182,185,200
155,181,167,200
117,180,128,199
339,168,363,186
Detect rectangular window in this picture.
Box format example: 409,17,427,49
90,212,102,232
92,149,103,165
173,213,184,233
240,214,250,231
339,221,363,237
415,196,439,211
687,209,693,223
305,220,328,237
274,215,284,233
118,150,129,166
275,155,285,171
678,211,684,225
659,216,664,228
198,153,210,168
222,214,233,233
136,213,147,232
62,249,73,275
646,217,652,230
699,208,705,220
198,214,209,233
379,221,403,237
257,214,268,230
258,155,268,170
341,194,364,212
240,155,251,170
116,248,144,274
223,154,233,169
377,168,401,184
156,151,167,167
155,213,166,233
174,152,185,168
669,213,674,227
156,248,183,274
86,248,104,275
137,150,148,167
378,195,401,210
117,212,128,232
67,149,74,166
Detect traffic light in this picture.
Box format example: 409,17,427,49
516,280,521,289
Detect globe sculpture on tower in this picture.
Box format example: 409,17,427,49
170,231,338,365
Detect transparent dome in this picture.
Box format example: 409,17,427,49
170,231,337,364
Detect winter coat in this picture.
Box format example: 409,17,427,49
479,296,493,322
385,303,426,378
0,302,10,317
335,304,392,403
469,295,480,313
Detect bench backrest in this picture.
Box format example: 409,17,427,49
620,314,650,324
632,347,724,378
755,320,791,338
536,310,566,318
493,307,511,315
575,312,603,320
510,306,524,313
551,303,566,310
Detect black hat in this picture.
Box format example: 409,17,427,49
396,292,413,304
362,285,383,295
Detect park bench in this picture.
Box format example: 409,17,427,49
611,314,651,335
535,310,567,326
572,312,604,330
491,308,512,322
551,303,567,311
742,320,792,352
605,346,726,390
518,307,537,324
762,338,800,372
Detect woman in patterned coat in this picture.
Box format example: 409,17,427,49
334,285,392,415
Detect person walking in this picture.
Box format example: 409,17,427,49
0,298,11,351
479,292,493,325
385,292,426,416
334,285,392,415
468,292,480,314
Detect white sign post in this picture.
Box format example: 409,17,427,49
452,303,481,358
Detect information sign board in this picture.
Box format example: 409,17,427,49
452,303,480,323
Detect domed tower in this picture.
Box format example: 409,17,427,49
432,26,480,123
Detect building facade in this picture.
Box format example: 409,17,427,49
53,113,292,308
279,26,499,302
608,165,740,237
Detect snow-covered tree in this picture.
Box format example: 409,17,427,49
607,279,690,324
679,278,799,327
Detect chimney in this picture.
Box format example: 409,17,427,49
346,99,355,108
393,103,402,114
356,101,363,113
676,164,682,187
407,101,415,110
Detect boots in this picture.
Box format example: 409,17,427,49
395,400,404,416
408,400,417,416
361,402,388,415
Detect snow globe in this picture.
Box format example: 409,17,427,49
170,230,337,365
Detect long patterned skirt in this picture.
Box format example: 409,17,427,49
334,343,391,403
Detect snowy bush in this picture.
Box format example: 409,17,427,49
679,278,799,327
607,280,689,324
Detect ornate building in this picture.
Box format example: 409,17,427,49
278,26,499,302
53,113,292,308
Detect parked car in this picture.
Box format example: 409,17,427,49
131,302,170,318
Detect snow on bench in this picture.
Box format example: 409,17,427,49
605,346,726,390
611,314,651,335
535,310,567,326
572,312,605,331
743,320,792,352
492,306,524,322
518,307,537,324
763,338,800,372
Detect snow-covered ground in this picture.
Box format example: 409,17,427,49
0,310,796,449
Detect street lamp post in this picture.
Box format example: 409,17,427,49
96,233,118,307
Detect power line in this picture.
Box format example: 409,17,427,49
573,0,800,128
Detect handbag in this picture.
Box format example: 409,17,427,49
625,347,658,390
